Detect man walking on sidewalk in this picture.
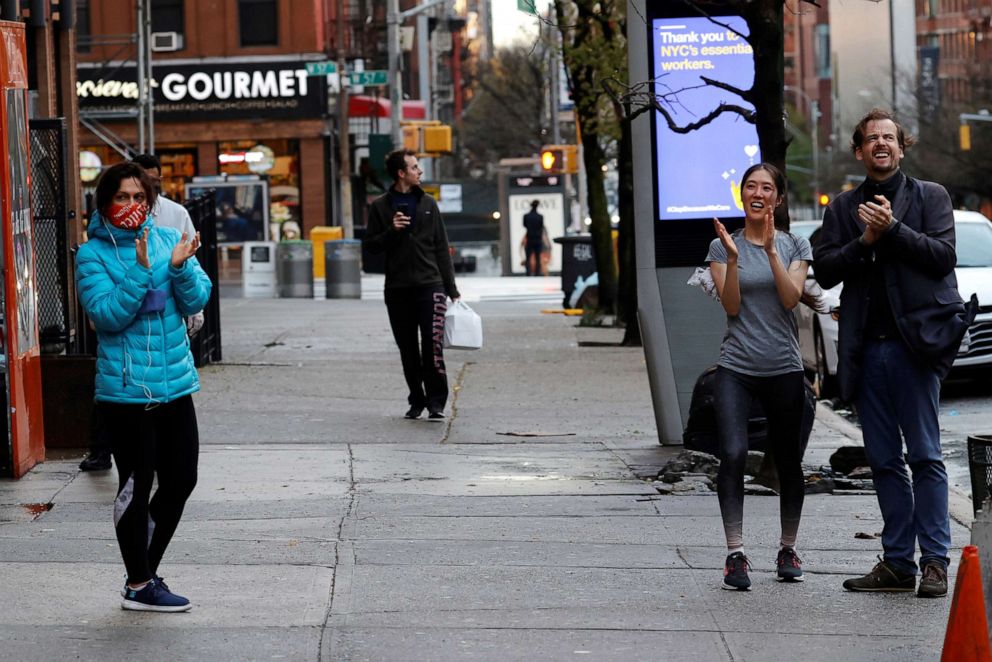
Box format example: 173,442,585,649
814,109,974,598
523,200,545,276
364,149,460,420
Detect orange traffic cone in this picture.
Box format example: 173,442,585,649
941,545,992,662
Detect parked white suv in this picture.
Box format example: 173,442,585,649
793,211,992,398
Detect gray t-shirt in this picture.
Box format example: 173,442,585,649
706,230,813,376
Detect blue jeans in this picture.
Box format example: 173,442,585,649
856,339,950,573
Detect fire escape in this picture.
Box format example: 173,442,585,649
77,0,155,157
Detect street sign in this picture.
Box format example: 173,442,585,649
347,70,388,86
305,61,337,76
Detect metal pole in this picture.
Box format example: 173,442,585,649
549,23,561,144
136,0,145,154
784,85,818,217
337,0,354,238
417,12,432,180
388,0,402,149
145,0,154,154
811,100,820,218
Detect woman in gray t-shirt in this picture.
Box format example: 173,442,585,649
706,163,812,591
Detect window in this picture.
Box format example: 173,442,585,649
239,0,279,47
814,24,831,78
152,0,184,35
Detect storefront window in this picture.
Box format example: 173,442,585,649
218,139,301,241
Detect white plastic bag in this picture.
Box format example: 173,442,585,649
444,300,483,350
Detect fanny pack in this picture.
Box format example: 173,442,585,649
136,288,167,315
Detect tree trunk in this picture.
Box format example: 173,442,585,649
742,1,790,229
579,125,617,313
617,111,640,345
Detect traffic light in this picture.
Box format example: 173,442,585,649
818,193,830,206
402,125,420,152
540,144,578,174
398,122,453,156
541,147,563,172
960,123,972,151
423,125,452,154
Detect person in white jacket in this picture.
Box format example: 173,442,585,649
133,154,204,334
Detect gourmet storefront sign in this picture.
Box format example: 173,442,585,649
77,59,327,120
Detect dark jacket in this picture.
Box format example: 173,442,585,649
813,173,970,401
523,210,544,243
364,185,460,299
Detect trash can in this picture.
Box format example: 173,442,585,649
242,241,277,298
553,234,596,308
310,226,345,279
276,240,313,298
968,435,992,514
325,239,362,299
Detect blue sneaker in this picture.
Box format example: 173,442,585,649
122,575,171,597
121,578,191,612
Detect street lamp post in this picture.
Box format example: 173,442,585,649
387,0,449,150
784,85,821,217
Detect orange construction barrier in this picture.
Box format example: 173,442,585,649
941,545,992,662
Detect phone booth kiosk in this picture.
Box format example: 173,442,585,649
0,22,45,478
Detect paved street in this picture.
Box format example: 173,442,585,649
0,280,971,661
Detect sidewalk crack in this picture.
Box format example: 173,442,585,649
441,361,472,444
318,443,356,660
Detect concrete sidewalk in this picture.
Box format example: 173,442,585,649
0,295,968,661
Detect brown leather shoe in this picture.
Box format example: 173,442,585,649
842,557,915,592
917,562,948,598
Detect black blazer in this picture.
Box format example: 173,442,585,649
812,174,971,401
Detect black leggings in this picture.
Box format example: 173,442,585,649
713,367,806,550
104,395,199,584
384,285,448,411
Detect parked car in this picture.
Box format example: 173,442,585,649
793,211,992,399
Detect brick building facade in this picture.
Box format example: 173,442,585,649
77,0,335,239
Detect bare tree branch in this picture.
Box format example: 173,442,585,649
699,76,752,102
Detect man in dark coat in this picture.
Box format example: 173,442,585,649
522,200,545,276
364,149,460,420
814,108,974,599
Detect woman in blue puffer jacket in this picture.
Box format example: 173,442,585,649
75,162,211,613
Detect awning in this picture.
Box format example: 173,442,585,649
348,95,426,120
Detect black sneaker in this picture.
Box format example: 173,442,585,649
842,557,916,592
776,547,804,582
428,410,445,420
723,552,751,591
917,562,948,598
121,578,191,612
404,406,424,419
79,450,112,471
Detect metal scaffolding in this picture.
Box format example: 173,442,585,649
77,0,155,157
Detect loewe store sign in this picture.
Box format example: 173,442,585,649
77,59,327,121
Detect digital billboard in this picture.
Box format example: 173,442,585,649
651,15,760,221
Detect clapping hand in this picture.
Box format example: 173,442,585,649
171,232,201,268
712,218,738,261
858,194,892,245
136,228,150,268
762,209,777,254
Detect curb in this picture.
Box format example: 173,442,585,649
815,402,975,530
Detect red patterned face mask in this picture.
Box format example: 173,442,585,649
107,202,148,230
